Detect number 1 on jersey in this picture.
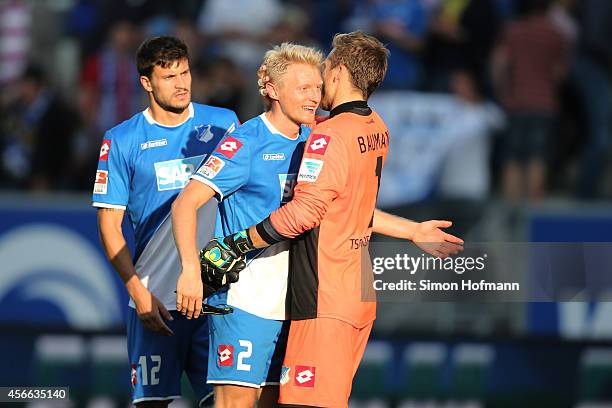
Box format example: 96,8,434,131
369,156,383,228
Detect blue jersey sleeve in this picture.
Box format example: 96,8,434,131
91,130,132,208
191,134,250,201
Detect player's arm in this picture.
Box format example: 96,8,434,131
171,180,217,319
98,208,173,336
203,131,347,260
372,209,464,258
206,186,330,255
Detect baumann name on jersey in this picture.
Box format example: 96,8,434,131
357,131,390,154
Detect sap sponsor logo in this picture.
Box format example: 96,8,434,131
279,174,297,203
218,345,234,367
0,224,122,329
263,153,285,161
93,170,108,194
197,156,225,179
216,136,242,159
154,155,204,191
195,124,213,143
280,366,291,386
99,140,111,161
140,139,167,150
297,159,323,182
306,134,330,155
294,365,316,387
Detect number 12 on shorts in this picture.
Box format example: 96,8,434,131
135,355,161,386
218,340,252,371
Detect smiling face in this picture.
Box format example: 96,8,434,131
141,58,191,114
271,62,322,126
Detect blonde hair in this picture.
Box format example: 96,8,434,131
257,43,323,109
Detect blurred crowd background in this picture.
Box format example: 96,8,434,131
0,0,610,203
2,0,612,406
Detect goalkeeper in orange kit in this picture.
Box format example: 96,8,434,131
201,31,464,407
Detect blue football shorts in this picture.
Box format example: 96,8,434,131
207,306,289,388
127,308,213,406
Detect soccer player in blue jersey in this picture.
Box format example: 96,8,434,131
93,36,239,407
172,43,322,408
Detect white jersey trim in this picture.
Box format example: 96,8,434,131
207,379,262,388
132,395,181,404
191,174,224,201
142,103,194,127
92,202,127,210
225,242,290,320
260,113,298,140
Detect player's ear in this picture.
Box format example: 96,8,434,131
334,64,345,83
140,75,153,92
265,81,280,102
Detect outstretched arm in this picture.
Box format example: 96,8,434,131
372,209,464,258
247,209,465,258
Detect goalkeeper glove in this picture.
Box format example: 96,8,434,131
199,230,254,293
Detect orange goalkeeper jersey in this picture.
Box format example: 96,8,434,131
269,100,389,328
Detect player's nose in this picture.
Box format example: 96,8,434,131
175,75,187,89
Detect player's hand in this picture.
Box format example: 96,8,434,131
176,267,204,319
133,289,174,336
412,220,464,258
200,234,248,292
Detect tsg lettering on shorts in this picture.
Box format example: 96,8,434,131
154,155,204,191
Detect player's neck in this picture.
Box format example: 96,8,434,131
265,110,300,140
147,102,191,126
329,89,366,112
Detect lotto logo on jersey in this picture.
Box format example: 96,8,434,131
215,136,242,159
294,365,316,387
131,364,138,387
297,159,323,182
306,134,330,155
93,170,108,194
154,155,204,191
99,140,111,161
196,155,225,179
278,173,297,203
218,345,234,367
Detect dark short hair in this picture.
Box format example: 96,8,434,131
136,36,189,78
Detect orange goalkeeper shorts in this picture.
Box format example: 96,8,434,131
279,317,373,408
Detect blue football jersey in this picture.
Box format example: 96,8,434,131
92,103,239,310
191,113,310,319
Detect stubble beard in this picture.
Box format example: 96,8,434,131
153,92,190,115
